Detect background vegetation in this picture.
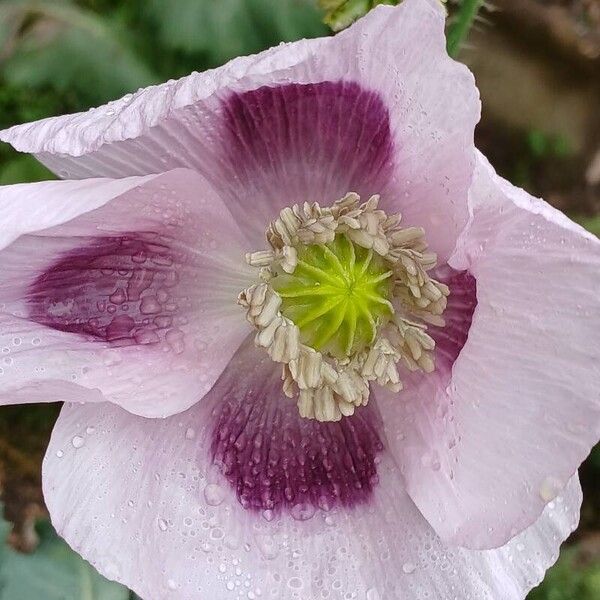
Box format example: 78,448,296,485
0,0,598,598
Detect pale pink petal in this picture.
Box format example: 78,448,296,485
1,0,479,258
0,169,253,416
374,267,477,534
43,345,581,599
380,151,600,550
0,176,157,251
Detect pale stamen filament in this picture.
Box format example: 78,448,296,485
238,193,448,422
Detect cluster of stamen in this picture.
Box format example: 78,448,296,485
238,193,448,422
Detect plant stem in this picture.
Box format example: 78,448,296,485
446,0,484,58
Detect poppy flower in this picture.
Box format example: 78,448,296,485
0,0,598,598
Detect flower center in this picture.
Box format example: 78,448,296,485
272,235,393,359
238,193,449,422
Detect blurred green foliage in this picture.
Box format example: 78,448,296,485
495,127,578,194
0,509,129,599
529,548,600,600
146,0,327,65
320,0,399,32
575,216,600,238
0,0,326,113
527,131,572,160
0,1,156,107
0,0,327,182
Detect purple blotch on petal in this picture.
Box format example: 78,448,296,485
209,349,384,514
221,81,394,220
28,234,182,347
430,268,477,368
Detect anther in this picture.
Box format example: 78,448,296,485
238,193,448,422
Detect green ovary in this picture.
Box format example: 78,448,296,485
271,234,393,359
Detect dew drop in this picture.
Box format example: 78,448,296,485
154,315,173,328
140,296,162,315
71,435,85,449
167,578,178,590
132,250,147,264
287,577,303,589
402,562,416,574
156,289,170,303
262,509,274,522
166,328,185,354
109,288,127,305
158,518,168,531
539,476,562,502
204,483,224,506
290,502,315,522
135,330,160,345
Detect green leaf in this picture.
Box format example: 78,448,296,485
1,0,158,105
0,511,129,600
320,0,398,32
527,130,550,159
0,84,64,129
145,0,328,66
574,215,600,239
527,547,600,600
0,154,55,185
446,0,485,58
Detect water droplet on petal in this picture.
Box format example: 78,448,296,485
402,562,416,574
262,509,274,522
287,577,303,589
109,288,127,305
290,502,315,522
140,296,161,315
539,476,562,502
166,328,185,354
167,578,178,590
71,435,85,449
204,483,224,506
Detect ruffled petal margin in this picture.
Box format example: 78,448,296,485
0,0,479,260
380,151,600,550
0,169,253,417
43,388,581,600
